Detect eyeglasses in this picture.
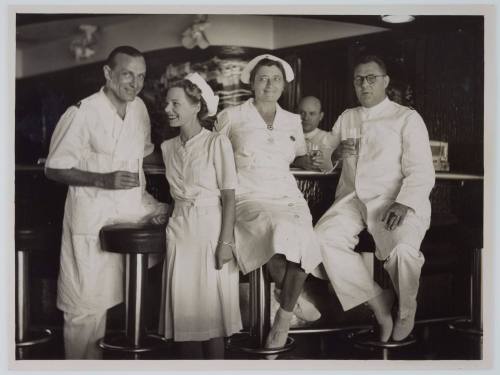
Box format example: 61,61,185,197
353,74,386,86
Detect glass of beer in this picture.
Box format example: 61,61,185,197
307,142,321,158
347,127,360,157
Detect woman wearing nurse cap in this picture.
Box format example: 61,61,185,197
215,54,322,354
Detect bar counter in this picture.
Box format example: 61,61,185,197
15,163,485,180
14,163,484,334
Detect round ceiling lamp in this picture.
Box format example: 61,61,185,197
381,15,415,24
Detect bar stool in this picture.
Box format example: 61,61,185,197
98,222,167,355
15,225,56,354
229,266,295,357
346,230,417,359
448,226,483,336
347,329,416,360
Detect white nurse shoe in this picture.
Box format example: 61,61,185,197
274,288,321,322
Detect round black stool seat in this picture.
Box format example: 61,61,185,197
98,222,167,356
16,225,60,252
99,222,166,254
15,225,58,356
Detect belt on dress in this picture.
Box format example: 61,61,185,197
174,197,221,208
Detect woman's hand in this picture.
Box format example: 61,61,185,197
293,154,322,171
150,214,168,225
215,241,234,270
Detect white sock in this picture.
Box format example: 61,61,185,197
274,307,293,327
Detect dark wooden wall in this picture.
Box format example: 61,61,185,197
15,46,268,163
277,17,483,175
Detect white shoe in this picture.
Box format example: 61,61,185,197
367,289,395,342
265,308,292,360
274,288,321,322
392,307,416,341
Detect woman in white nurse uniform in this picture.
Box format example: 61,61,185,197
153,73,242,359
215,55,322,352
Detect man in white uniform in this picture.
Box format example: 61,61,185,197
45,46,164,359
297,96,336,172
315,55,435,342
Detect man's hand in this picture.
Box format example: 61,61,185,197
380,202,411,231
331,139,357,163
215,241,234,270
98,171,140,189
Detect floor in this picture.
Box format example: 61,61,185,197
16,321,482,361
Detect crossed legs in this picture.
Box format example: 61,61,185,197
315,196,426,342
264,255,309,351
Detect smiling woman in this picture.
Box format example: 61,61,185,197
215,54,323,353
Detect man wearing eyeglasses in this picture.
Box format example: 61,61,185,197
313,55,435,342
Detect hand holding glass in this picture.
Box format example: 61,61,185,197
346,128,360,157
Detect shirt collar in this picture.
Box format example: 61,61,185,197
360,96,391,118
98,86,132,115
177,127,207,147
304,128,320,140
247,98,283,126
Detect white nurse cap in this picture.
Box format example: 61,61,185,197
184,72,220,116
239,54,295,84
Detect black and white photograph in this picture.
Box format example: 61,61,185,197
5,1,497,372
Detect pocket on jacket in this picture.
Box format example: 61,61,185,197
69,195,108,235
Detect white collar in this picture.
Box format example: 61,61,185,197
99,86,132,115
360,96,391,117
304,128,320,140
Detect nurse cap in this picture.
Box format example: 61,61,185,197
240,54,295,84
184,72,220,116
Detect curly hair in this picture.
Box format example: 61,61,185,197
170,79,209,120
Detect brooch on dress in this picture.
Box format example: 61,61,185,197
290,135,296,141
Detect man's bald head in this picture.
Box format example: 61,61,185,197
298,96,324,133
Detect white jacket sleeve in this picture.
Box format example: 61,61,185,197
45,105,87,170
395,111,435,212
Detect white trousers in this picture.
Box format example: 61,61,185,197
314,194,427,319
63,310,107,359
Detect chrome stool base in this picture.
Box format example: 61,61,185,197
16,328,53,348
348,328,416,359
348,328,416,348
99,333,168,353
448,321,483,336
229,335,295,355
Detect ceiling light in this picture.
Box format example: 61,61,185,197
381,15,415,24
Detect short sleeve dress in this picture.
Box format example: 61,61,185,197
158,128,242,342
215,99,322,275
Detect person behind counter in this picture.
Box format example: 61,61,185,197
296,96,336,172
215,54,322,355
44,46,166,359
150,73,242,359
314,55,435,342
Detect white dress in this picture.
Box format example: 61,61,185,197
215,99,322,275
158,128,242,342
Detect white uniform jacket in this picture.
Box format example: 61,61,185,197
46,88,160,314
330,97,435,221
